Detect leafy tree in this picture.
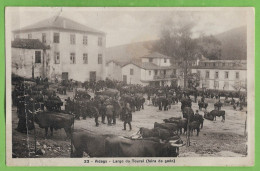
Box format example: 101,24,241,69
151,19,221,89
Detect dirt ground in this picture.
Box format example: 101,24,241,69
12,92,248,158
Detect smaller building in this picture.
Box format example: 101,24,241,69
120,52,180,86
12,38,50,79
191,60,247,91
105,60,124,81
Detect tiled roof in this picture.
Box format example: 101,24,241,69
122,61,177,70
13,16,105,35
12,38,50,49
106,60,128,67
141,52,172,59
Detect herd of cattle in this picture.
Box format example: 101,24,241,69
12,76,247,157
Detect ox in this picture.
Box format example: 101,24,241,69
210,110,225,122
34,112,74,138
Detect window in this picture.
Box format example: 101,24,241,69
236,72,240,79
213,63,216,67
70,34,76,44
42,33,46,43
35,51,41,63
155,70,158,75
70,53,76,64
130,68,134,75
54,52,60,64
173,69,176,75
223,63,225,67
98,37,102,46
83,53,88,64
215,71,219,79
225,71,229,79
164,59,167,63
204,63,206,66
83,35,88,45
28,34,32,39
98,54,103,64
206,71,210,79
149,71,151,76
53,33,60,43
214,81,219,89
149,58,153,63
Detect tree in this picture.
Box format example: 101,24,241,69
151,18,221,89
187,73,200,89
197,35,222,60
152,21,199,89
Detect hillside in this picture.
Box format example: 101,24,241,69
105,41,154,63
105,26,247,63
215,26,247,60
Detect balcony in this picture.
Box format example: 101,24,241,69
153,74,177,80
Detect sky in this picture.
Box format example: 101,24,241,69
7,7,248,47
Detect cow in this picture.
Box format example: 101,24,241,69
204,111,214,121
198,101,208,110
72,131,180,157
104,136,179,157
34,112,74,138
154,122,178,134
189,121,200,136
163,118,188,135
139,127,174,140
72,131,116,157
210,110,225,122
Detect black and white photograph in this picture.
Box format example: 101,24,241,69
5,7,254,166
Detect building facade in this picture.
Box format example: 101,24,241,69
106,60,123,81
121,52,179,86
11,39,50,79
12,16,106,82
191,60,247,91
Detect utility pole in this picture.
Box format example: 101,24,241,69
32,55,34,79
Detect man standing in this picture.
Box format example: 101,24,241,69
122,103,132,131
99,101,106,124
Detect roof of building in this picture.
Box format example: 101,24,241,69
193,60,247,70
122,61,177,70
106,60,128,67
12,38,50,49
13,16,105,35
141,52,172,59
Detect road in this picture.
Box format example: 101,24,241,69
12,95,247,158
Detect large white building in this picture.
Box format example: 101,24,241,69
12,16,106,82
120,52,179,86
191,60,247,91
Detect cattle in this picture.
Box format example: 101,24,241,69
204,111,214,121
96,88,120,99
163,117,182,123
182,107,194,121
34,112,74,138
198,101,208,110
210,110,225,122
163,118,188,135
72,131,116,157
154,122,178,134
139,127,174,140
189,121,200,136
72,131,180,157
104,136,179,157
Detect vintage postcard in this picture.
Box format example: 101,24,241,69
5,7,255,166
